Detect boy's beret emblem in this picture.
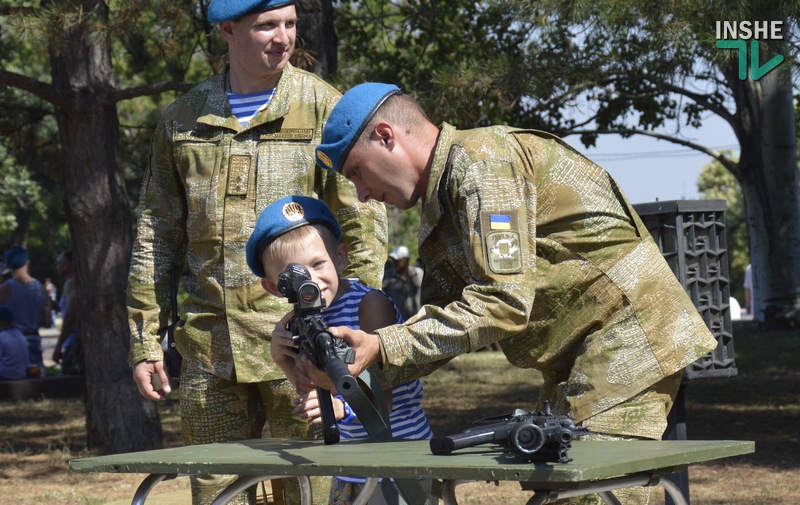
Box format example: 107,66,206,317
283,202,305,221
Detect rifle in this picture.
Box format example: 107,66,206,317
429,401,587,463
277,263,359,445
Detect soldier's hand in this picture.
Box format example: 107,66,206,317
327,326,381,375
132,360,171,401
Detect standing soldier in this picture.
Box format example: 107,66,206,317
126,4,387,504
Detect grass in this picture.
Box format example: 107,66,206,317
1,321,798,504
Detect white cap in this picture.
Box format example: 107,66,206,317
389,245,410,260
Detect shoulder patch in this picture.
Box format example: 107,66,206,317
481,211,523,274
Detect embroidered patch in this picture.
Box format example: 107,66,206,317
227,154,251,196
259,128,314,141
489,214,512,230
485,231,522,274
481,209,524,275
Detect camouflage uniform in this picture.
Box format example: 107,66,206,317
374,124,717,504
127,63,387,504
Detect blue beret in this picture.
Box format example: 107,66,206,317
0,305,13,323
316,83,402,173
208,0,295,23
4,246,29,270
246,196,342,278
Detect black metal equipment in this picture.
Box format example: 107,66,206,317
430,401,587,464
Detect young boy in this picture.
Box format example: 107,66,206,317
246,195,433,505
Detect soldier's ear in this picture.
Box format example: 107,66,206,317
262,277,282,298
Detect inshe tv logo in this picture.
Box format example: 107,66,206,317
715,21,785,80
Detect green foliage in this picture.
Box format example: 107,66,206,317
333,0,533,128
0,0,222,257
0,147,46,235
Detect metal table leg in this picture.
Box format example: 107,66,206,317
211,475,313,505
352,477,380,505
131,474,175,505
521,473,670,505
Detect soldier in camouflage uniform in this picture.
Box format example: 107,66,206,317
307,83,718,504
126,3,387,504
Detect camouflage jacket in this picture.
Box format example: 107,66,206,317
375,124,716,422
127,64,387,382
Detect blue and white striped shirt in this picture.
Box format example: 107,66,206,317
227,89,275,126
323,280,433,442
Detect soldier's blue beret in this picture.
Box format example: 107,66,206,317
208,0,295,23
316,83,402,173
0,305,14,323
4,246,29,270
246,196,342,278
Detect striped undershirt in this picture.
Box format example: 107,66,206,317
227,89,275,126
322,280,433,442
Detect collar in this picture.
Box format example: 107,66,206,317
195,63,295,132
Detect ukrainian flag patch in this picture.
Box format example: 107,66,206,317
489,214,512,230
481,210,523,274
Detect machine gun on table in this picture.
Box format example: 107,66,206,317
429,401,587,463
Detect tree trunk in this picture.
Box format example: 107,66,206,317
48,0,163,453
733,60,800,329
295,0,337,77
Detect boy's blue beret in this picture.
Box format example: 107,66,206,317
208,0,295,23
4,246,29,270
0,305,14,323
316,83,402,173
246,196,342,278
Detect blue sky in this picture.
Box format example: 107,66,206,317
564,114,740,205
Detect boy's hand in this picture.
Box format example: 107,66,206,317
294,354,336,393
272,311,300,386
293,390,345,425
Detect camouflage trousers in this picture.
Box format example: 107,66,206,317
180,358,331,505
558,371,683,505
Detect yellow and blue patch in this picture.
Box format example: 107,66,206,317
489,214,512,230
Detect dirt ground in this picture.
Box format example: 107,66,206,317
1,322,797,504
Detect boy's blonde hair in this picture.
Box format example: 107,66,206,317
261,223,342,280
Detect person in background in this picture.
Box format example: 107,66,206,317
743,263,755,318
247,196,433,505
0,262,11,284
44,277,58,328
382,245,423,321
0,246,51,370
308,82,719,505
52,250,82,375
0,305,29,380
125,1,387,504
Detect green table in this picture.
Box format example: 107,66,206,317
70,438,754,505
